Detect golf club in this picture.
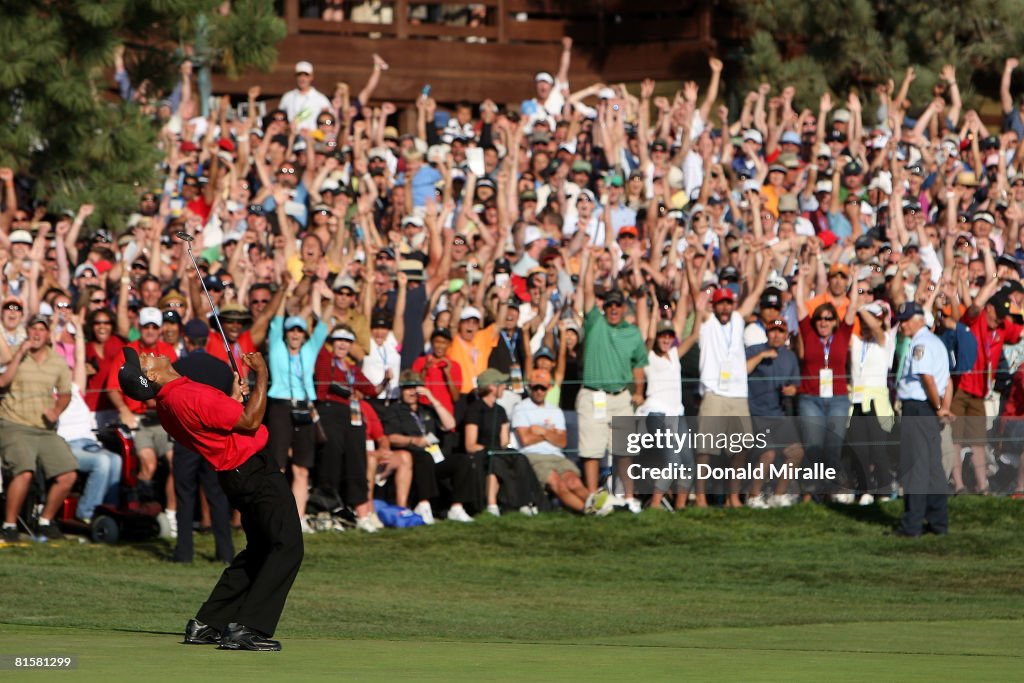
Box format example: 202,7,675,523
175,231,245,388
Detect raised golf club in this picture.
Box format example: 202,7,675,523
174,230,244,386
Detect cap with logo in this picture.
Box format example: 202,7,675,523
118,347,159,402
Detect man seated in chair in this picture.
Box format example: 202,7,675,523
510,369,591,513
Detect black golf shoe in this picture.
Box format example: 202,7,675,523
183,618,221,645
218,623,281,651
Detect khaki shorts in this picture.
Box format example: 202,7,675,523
575,387,633,459
696,394,752,456
134,421,173,455
950,389,987,444
527,452,580,485
0,419,78,478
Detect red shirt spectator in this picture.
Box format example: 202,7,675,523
363,400,384,443
85,335,125,412
207,330,256,380
959,309,1022,398
411,354,463,415
313,348,376,404
798,318,853,396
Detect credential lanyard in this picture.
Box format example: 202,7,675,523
821,334,834,369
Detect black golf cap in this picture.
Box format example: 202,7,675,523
118,347,159,402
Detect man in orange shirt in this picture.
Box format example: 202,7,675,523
447,287,512,392
806,262,851,320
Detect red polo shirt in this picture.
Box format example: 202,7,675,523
155,376,268,471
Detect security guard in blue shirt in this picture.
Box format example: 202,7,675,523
894,302,952,536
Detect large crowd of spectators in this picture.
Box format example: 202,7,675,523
4,38,1024,544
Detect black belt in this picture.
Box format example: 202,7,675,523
583,386,628,394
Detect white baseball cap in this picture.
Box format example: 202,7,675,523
139,307,162,328
598,87,616,100
535,72,554,85
460,306,483,321
523,225,543,245
8,229,32,245
295,61,314,75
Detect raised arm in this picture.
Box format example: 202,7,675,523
392,272,408,346
555,36,572,86
1002,58,1019,115
699,57,723,124
234,352,269,430
358,54,388,106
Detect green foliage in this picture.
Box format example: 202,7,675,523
0,1,284,232
729,0,1024,117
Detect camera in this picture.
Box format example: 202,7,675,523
328,382,352,399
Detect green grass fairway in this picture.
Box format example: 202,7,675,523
2,498,1023,681
1,620,1021,681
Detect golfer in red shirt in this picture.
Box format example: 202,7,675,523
118,347,301,652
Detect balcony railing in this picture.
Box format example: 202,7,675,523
281,0,713,47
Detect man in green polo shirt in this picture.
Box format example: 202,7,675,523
0,316,78,542
576,249,648,510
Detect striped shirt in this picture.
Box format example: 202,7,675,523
0,347,71,430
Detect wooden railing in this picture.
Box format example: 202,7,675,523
281,0,712,47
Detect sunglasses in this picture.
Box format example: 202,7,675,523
250,298,271,305
857,288,868,295
816,316,836,322
530,384,549,392
3,303,22,312
453,238,467,246
93,319,113,326
90,297,108,304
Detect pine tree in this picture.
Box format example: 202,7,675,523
0,1,285,231
728,0,1024,115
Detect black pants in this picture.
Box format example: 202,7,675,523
848,402,895,494
408,448,477,508
489,452,543,510
899,400,949,535
196,452,303,637
172,443,234,563
315,401,368,507
265,400,316,470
